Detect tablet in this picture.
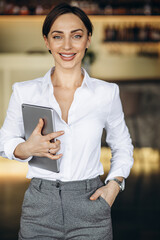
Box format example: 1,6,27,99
22,103,59,173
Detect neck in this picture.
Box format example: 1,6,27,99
51,65,84,89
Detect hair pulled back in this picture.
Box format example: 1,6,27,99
42,3,93,37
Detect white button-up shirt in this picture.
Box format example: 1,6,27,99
0,67,134,183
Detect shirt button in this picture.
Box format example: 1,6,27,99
56,181,60,188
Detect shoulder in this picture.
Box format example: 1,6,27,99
11,76,45,104
90,77,119,98
91,77,117,88
12,77,43,92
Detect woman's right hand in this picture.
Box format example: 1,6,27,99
14,118,64,160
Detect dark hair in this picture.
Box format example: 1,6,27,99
42,3,93,37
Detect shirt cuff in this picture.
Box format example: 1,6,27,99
104,168,129,185
4,138,32,162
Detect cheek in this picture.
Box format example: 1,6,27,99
74,41,88,52
48,39,62,50
50,43,61,50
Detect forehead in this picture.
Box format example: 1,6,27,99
50,13,87,32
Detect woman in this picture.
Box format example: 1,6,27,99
0,3,134,240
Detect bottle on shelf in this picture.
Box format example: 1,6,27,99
104,23,160,43
35,5,43,15
12,5,20,15
19,5,29,15
0,0,6,15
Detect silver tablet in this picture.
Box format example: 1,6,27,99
22,103,59,173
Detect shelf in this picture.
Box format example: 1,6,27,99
102,41,160,45
101,41,160,56
1,15,160,23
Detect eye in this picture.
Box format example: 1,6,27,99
53,35,62,39
73,34,82,39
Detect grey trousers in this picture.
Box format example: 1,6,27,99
18,176,112,240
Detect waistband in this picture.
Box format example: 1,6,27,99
30,176,104,191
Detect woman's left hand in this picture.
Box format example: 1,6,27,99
90,180,121,207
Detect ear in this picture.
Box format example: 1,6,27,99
43,35,50,50
86,34,91,49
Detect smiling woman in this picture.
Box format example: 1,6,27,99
0,3,133,240
43,12,91,71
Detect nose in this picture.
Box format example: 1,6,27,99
63,37,72,50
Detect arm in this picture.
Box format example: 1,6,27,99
0,83,64,161
14,118,64,160
0,83,29,161
90,84,134,206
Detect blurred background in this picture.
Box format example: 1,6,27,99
0,0,160,240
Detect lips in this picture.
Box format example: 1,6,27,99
60,53,76,57
59,53,76,61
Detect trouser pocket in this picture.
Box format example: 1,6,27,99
99,195,111,211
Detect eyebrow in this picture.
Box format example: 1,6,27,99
51,29,84,34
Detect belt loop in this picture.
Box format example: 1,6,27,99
37,179,42,190
31,178,42,190
86,179,90,191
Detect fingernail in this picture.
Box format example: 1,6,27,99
61,131,65,134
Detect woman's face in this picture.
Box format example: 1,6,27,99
44,13,91,70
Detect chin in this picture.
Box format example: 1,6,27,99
56,61,82,70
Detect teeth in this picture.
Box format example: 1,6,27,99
60,54,75,57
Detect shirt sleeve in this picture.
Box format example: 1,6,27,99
104,84,134,184
0,83,32,162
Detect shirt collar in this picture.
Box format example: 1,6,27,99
42,67,94,93
81,68,94,92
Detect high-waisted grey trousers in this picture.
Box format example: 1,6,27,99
18,176,112,240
